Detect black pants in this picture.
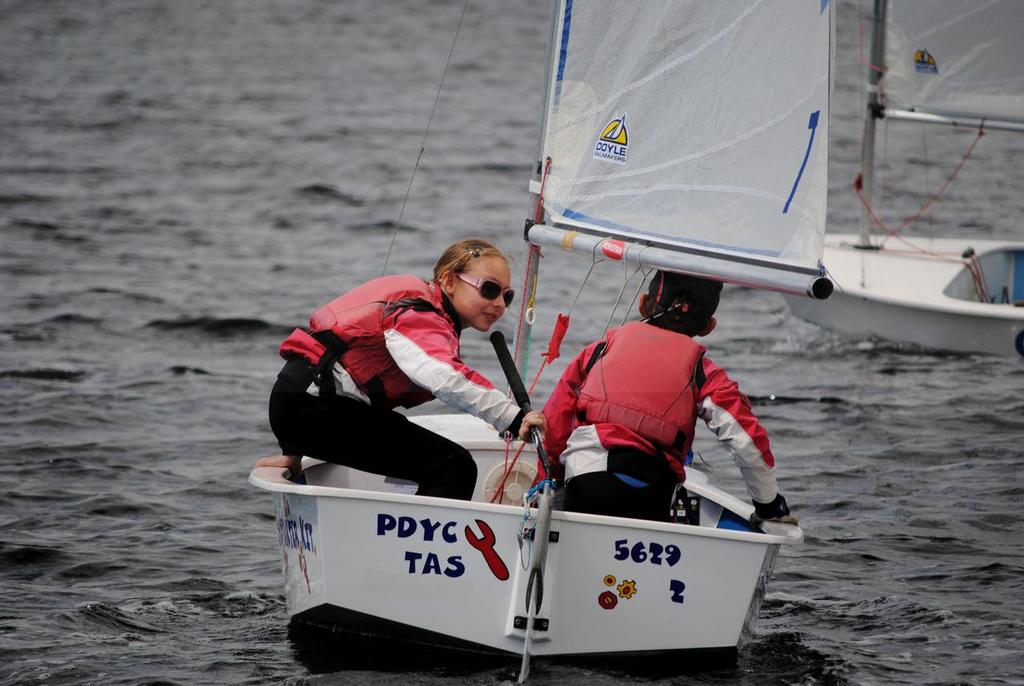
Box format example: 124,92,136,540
562,448,679,522
269,360,477,500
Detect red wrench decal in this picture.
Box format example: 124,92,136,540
464,519,509,581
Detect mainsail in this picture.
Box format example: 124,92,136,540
881,1,1024,128
528,0,834,297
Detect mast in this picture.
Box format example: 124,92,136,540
512,0,562,376
857,0,887,248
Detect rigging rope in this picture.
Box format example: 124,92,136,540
964,250,993,303
602,261,647,336
380,0,471,275
857,22,884,74
620,265,654,327
855,120,986,246
533,157,552,225
854,120,992,301
521,242,607,397
491,439,529,504
513,158,552,370
497,160,554,498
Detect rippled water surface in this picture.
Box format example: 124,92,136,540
2,1,1023,685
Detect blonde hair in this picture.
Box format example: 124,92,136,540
432,238,508,282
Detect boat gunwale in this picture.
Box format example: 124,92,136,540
248,466,801,546
821,235,1024,318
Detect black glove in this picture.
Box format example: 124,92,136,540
753,493,790,520
499,409,527,440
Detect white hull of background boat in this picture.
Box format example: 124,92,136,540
250,414,802,659
785,234,1024,357
789,2,1024,357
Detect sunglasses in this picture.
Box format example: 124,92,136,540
457,273,515,306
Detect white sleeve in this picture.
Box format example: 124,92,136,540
698,397,778,504
384,329,521,432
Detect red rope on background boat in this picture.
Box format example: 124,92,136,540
964,252,993,303
853,120,994,301
858,22,884,74
855,120,986,247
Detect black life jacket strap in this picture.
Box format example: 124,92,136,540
575,341,608,424
693,352,707,389
310,329,349,397
583,341,607,376
307,328,391,406
384,297,435,317
671,352,705,455
363,377,388,407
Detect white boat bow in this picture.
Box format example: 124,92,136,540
786,234,1024,356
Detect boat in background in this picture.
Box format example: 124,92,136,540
252,0,829,673
784,0,1024,357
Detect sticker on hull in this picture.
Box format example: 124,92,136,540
376,512,510,581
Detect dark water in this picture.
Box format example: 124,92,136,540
2,1,1023,684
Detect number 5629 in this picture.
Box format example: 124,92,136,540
613,539,681,566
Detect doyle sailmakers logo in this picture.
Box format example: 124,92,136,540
593,114,629,164
914,49,938,74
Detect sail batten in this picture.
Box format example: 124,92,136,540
536,1,833,284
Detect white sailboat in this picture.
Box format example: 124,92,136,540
251,0,832,673
784,0,1024,357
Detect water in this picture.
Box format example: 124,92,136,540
2,1,1023,684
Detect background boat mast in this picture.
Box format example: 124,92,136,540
857,0,887,249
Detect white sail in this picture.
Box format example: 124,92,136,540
533,0,833,293
882,1,1024,125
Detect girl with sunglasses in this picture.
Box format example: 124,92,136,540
258,238,546,500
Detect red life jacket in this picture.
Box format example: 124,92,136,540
578,320,704,458
278,275,448,409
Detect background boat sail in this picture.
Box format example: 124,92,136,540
250,0,828,676
784,0,1024,357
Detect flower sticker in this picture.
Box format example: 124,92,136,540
603,574,617,587
617,579,637,599
598,591,618,610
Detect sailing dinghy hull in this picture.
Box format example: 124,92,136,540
250,414,801,661
785,234,1024,357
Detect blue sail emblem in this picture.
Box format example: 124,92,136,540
913,48,938,74
593,114,628,164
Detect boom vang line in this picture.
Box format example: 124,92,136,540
381,0,471,275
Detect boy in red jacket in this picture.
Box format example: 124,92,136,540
542,270,792,522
